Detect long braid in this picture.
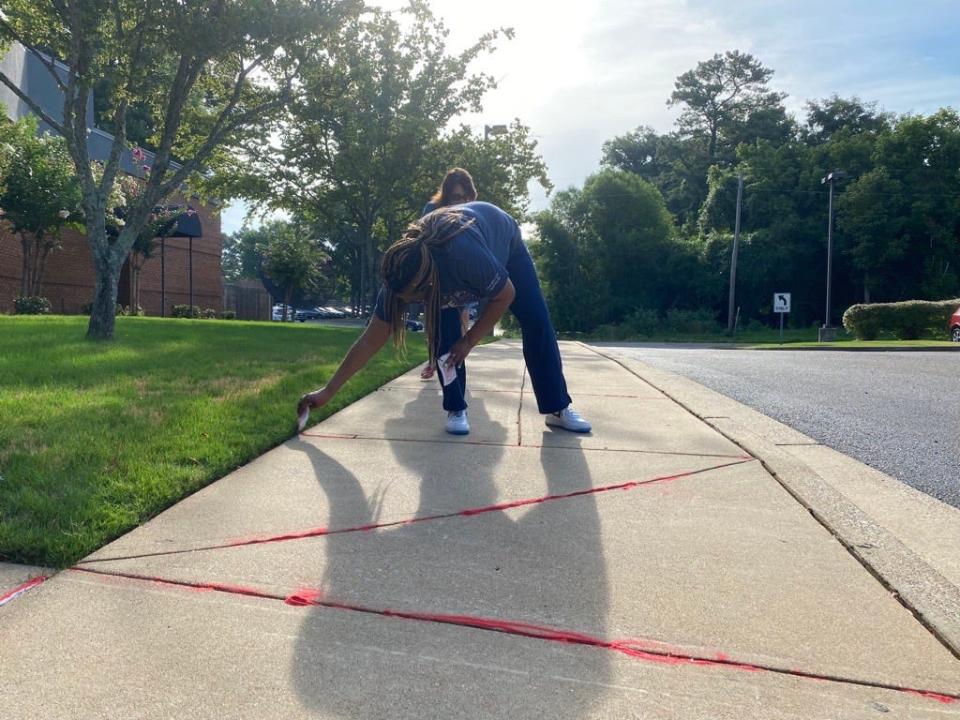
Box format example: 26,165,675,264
380,207,474,366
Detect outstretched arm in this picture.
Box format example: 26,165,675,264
297,316,392,414
444,279,516,368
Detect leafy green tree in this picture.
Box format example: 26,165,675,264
531,188,607,332
0,116,82,298
837,168,907,302
532,169,698,332
861,109,960,299
222,225,269,283
413,120,551,220
257,220,330,320
0,0,357,339
601,126,710,228
668,50,787,163
228,2,510,312
803,95,893,145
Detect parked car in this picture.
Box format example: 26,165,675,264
272,305,294,321
295,307,323,322
405,318,423,332
950,305,960,342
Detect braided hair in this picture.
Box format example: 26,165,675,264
380,207,474,365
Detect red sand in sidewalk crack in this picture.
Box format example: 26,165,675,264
0,576,47,607
65,567,959,705
225,459,752,549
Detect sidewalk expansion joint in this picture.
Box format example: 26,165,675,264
67,566,960,706
581,343,960,662
299,432,751,460
381,386,669,401
0,575,48,608
77,459,755,565
516,367,526,446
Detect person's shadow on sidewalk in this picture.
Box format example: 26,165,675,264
288,387,612,718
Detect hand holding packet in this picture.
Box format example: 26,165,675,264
437,353,458,387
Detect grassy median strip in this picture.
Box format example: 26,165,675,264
0,316,426,568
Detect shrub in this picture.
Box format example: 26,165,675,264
843,299,959,340
663,308,720,335
203,308,217,319
219,310,237,320
622,308,659,336
13,296,51,315
172,304,201,318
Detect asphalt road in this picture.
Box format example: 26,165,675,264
594,345,960,510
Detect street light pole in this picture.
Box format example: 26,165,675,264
820,169,844,340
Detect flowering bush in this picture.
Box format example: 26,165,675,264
14,296,52,314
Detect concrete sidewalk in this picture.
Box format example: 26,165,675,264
1,341,958,719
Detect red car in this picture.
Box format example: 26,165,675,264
952,305,960,342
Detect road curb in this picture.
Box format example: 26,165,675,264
747,345,959,352
581,342,960,660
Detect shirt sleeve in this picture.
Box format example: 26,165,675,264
421,201,437,216
373,285,405,322
455,237,509,299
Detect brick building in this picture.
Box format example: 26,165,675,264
0,42,223,316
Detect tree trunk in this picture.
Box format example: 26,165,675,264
358,243,368,317
87,252,121,340
19,236,30,296
33,240,53,298
366,240,379,314
132,264,140,311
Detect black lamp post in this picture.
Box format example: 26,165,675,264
819,169,844,340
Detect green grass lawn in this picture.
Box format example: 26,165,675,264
0,315,426,568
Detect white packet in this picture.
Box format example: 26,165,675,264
297,406,310,432
437,353,458,387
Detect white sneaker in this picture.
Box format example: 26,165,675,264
545,406,592,433
445,410,470,435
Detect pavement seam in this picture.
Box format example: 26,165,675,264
0,575,48,608
517,364,526,446
582,342,960,662
65,566,960,705
380,386,669,400
77,459,753,564
299,432,750,460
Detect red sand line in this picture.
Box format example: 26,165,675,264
67,567,959,705
76,459,756,565
224,459,752,548
0,576,47,608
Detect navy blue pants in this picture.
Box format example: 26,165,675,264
435,243,572,414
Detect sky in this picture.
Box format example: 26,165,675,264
220,0,960,234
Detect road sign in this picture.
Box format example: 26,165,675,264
773,293,791,313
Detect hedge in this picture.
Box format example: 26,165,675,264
842,298,960,340
13,296,51,315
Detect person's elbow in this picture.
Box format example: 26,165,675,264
495,279,516,306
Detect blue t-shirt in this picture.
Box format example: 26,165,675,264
375,202,521,321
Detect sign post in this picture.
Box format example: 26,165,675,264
773,293,791,344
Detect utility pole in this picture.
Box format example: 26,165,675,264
727,172,743,333
819,170,844,340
